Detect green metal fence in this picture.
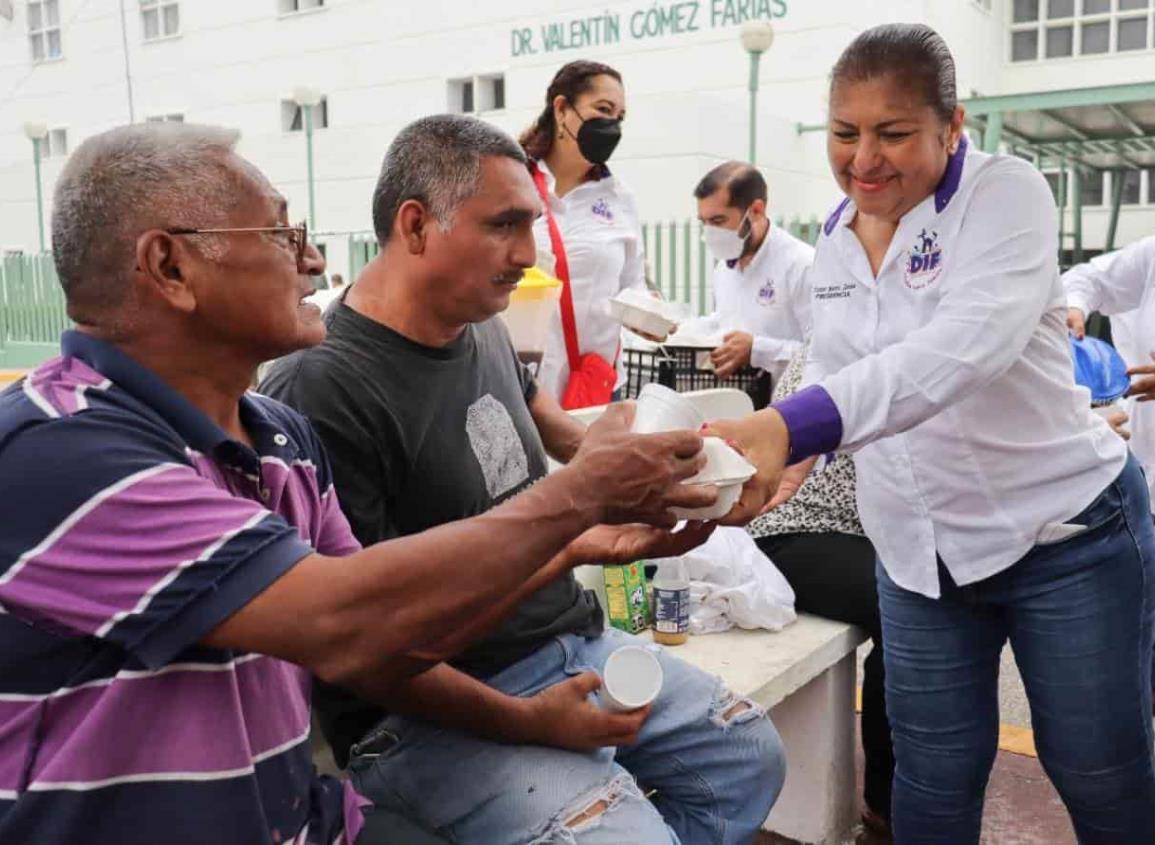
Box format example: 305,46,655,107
0,253,68,369
1,216,822,371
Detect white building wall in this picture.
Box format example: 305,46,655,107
0,0,1152,257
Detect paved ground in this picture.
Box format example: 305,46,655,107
755,643,1074,844
758,643,1078,844
758,741,1076,844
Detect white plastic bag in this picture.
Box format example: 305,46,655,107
650,527,796,635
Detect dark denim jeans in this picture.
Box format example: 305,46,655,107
878,455,1155,844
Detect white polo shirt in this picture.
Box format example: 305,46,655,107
776,138,1126,598
531,160,646,400
710,224,814,382
1064,235,1155,513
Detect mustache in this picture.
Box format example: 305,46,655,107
493,270,525,285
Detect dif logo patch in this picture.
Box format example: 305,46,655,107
905,228,943,290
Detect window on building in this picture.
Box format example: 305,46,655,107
281,98,328,132
1046,24,1075,55
1119,169,1142,204
1014,0,1040,23
448,78,475,114
1012,28,1040,60
28,0,62,63
1080,169,1104,205
448,74,506,114
1147,167,1155,204
141,1,179,40
1012,0,1154,60
1081,19,1110,53
278,0,323,13
1117,16,1149,50
38,128,68,158
1044,171,1068,206
145,113,185,123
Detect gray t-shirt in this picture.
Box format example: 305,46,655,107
260,302,602,763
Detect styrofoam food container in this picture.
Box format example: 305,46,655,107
686,437,757,485
600,645,663,711
609,289,679,339
670,437,756,520
663,329,725,349
632,383,705,434
671,481,745,521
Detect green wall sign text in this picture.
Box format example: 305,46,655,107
510,0,788,57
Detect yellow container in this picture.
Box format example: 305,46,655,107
500,266,562,361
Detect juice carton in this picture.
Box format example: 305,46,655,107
602,561,650,634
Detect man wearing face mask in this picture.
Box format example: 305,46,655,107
519,60,647,406
695,162,815,381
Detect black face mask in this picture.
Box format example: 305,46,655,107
567,110,622,165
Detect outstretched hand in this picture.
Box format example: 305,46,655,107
565,520,716,567
571,403,717,525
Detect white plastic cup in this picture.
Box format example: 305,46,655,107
599,645,664,712
632,384,705,434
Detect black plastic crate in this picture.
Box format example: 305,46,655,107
622,347,772,410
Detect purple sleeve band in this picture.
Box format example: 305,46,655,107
772,384,844,465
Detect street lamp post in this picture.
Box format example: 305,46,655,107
23,122,49,253
292,86,322,230
739,21,775,166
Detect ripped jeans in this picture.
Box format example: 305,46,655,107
349,627,786,844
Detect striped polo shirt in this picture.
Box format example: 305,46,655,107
0,331,366,844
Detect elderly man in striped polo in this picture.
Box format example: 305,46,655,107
0,123,715,845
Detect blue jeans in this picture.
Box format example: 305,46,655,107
349,627,785,844
879,456,1155,844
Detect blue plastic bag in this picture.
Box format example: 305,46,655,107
1070,334,1130,405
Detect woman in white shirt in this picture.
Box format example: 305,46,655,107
713,24,1155,843
519,60,647,403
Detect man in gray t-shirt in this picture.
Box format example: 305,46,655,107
263,304,604,762
264,115,785,845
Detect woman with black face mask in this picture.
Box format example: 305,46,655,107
519,60,646,408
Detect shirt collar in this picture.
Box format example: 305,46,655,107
532,158,613,193
60,330,299,468
934,134,968,213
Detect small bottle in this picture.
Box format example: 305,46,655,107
651,559,690,645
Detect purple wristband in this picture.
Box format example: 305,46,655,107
772,385,844,464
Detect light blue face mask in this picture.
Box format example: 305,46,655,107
1070,334,1130,405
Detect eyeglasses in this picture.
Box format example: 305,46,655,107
166,220,309,267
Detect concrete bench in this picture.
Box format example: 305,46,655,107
642,619,868,844
568,389,870,843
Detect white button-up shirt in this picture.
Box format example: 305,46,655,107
794,140,1126,598
1064,235,1155,513
710,225,814,382
532,161,646,400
